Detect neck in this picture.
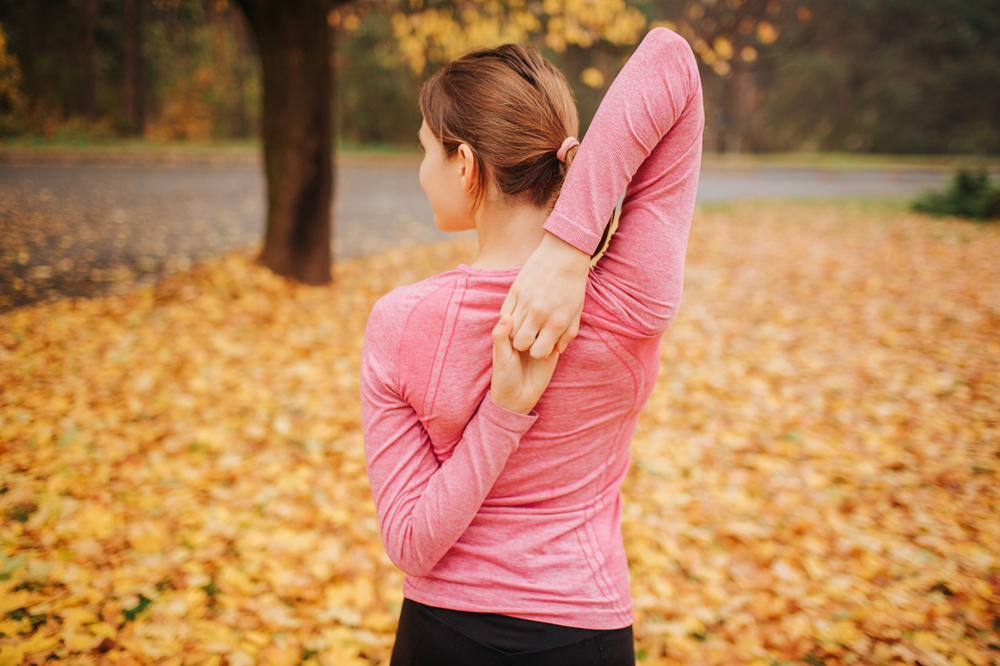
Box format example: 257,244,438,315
470,197,548,270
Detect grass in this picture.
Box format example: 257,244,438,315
699,151,1000,171
2,135,996,170
910,167,1000,220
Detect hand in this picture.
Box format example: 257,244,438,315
489,313,560,415
501,232,590,359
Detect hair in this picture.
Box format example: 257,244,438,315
419,43,579,210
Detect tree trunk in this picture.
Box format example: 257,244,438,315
123,0,144,135
82,0,98,119
233,0,334,285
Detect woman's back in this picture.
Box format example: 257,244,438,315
364,262,659,629
362,26,703,633
390,266,657,507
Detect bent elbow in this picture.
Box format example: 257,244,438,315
382,521,442,577
636,307,679,338
385,543,438,578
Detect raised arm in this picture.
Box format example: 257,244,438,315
504,28,704,351
361,302,557,576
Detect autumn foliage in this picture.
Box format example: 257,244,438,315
1,202,999,665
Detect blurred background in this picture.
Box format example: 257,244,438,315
0,0,999,310
2,5,999,664
1,0,998,153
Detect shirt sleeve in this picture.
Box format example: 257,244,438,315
544,28,704,337
360,297,538,577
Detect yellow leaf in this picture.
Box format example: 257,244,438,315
913,631,945,652
127,521,166,554
218,566,255,595
65,630,98,651
60,608,101,626
0,590,29,615
90,622,118,639
18,631,60,655
0,645,25,666
78,504,117,540
259,643,299,666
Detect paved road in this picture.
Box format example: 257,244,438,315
0,160,949,310
696,166,949,202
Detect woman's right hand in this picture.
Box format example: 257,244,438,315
501,231,591,359
489,313,560,415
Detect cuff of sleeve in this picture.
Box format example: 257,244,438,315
543,211,602,256
480,392,539,434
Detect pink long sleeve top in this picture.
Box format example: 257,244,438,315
361,28,704,630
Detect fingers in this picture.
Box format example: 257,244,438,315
503,279,530,346
500,287,517,317
529,304,582,358
529,324,560,360
492,312,515,367
511,307,543,352
555,309,582,354
510,304,535,351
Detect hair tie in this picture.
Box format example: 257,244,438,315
557,137,580,162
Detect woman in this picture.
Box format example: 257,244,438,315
361,28,703,665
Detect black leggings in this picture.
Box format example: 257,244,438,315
390,598,635,666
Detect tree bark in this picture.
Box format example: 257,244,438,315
123,0,144,135
233,0,335,285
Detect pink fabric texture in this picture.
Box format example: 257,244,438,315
361,28,704,630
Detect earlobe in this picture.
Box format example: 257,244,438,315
457,144,477,194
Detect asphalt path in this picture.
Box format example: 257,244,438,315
0,159,949,309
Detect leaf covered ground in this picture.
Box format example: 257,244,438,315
1,202,998,666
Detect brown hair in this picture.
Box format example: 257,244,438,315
419,43,579,210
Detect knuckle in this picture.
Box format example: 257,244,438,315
528,305,547,320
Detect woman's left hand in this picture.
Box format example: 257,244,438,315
489,313,560,415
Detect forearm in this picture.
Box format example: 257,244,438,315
544,27,702,254
364,392,536,577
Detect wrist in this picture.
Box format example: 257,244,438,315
541,232,590,272
488,390,532,416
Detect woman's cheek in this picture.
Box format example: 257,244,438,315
418,159,430,197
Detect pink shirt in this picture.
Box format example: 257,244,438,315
361,28,703,630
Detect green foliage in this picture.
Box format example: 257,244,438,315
760,0,1000,154
1,0,999,154
911,168,1000,220
122,594,153,622
335,11,422,146
0,0,259,142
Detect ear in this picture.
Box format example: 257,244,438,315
456,144,478,195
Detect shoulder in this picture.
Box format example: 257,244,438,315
368,270,464,326
362,269,469,394
642,26,695,53
634,28,699,81
364,270,465,354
